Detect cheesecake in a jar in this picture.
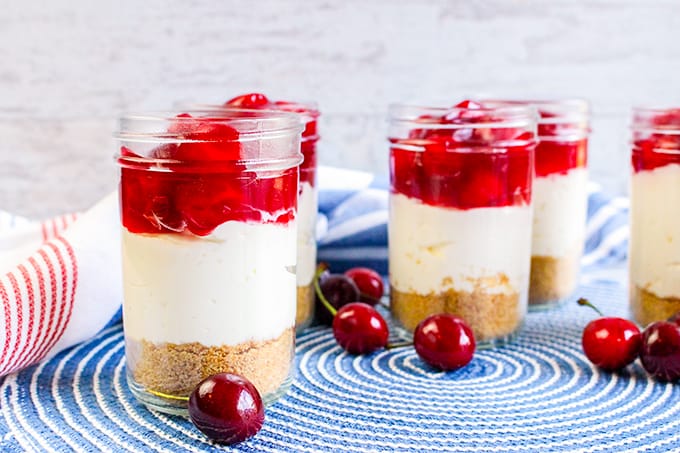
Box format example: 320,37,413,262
630,107,680,326
225,94,320,332
388,101,536,346
528,100,589,308
116,109,303,414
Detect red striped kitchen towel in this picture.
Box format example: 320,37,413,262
0,192,122,376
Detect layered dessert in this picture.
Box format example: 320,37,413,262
528,102,589,307
117,111,302,413
630,108,680,326
225,94,320,332
388,101,536,345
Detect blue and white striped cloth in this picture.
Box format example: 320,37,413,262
4,166,676,453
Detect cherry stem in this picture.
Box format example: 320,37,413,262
577,297,604,317
313,265,337,317
385,341,413,350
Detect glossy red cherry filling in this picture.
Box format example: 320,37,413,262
225,93,319,188
534,110,588,178
119,113,297,236
390,101,534,210
632,108,680,173
390,141,533,210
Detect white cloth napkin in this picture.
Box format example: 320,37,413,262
0,192,121,376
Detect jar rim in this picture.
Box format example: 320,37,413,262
115,108,304,143
177,103,320,143
480,98,589,127
388,102,538,130
631,106,680,135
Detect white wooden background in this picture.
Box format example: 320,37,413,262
2,0,679,218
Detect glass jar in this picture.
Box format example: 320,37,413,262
493,100,590,309
270,101,320,333
388,101,537,347
630,107,680,326
186,95,321,333
116,109,303,415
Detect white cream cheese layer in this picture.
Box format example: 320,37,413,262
122,220,297,346
531,168,588,258
630,163,680,298
389,193,532,297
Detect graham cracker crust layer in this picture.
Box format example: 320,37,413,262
128,327,294,398
529,250,580,306
390,278,522,341
631,285,680,327
296,284,314,330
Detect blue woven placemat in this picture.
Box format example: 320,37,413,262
1,279,678,453
2,169,676,452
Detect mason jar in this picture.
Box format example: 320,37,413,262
630,107,680,326
116,109,303,414
186,95,321,333
388,101,537,347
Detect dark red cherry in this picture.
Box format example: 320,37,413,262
344,267,384,305
413,314,475,371
639,321,680,382
188,373,264,445
315,274,360,325
332,302,389,354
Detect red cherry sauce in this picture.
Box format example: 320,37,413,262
225,93,319,189
632,109,680,173
119,114,298,237
534,112,588,178
390,101,534,210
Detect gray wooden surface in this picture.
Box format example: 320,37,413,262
2,0,679,218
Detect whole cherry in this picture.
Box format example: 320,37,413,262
332,302,389,354
577,298,641,371
314,265,389,354
639,320,680,382
344,267,384,306
188,373,264,445
413,314,475,371
314,272,360,325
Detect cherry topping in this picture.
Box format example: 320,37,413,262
225,93,271,108
453,100,483,110
332,302,389,354
188,373,264,445
169,116,242,162
577,298,641,371
344,267,384,306
314,273,360,325
639,321,680,382
413,314,475,371
390,99,534,210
